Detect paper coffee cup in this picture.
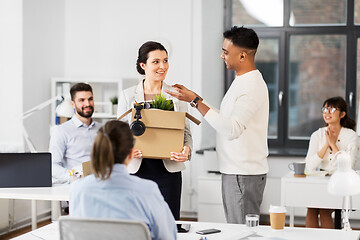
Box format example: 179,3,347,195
269,205,286,230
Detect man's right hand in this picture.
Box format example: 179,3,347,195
165,84,198,103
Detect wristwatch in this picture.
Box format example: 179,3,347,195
190,96,201,108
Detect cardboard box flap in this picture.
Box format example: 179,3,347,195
132,108,185,129
185,113,201,125
82,161,93,177
118,108,201,127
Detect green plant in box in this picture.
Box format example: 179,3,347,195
151,94,174,111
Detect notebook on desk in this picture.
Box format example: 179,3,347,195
0,153,52,187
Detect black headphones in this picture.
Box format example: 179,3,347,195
130,105,146,136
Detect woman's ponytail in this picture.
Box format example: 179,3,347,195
91,131,114,180
91,120,134,181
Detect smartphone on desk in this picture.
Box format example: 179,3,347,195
196,228,221,235
177,224,191,233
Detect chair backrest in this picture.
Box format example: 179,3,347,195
59,216,152,240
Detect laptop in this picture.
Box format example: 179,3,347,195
0,153,52,187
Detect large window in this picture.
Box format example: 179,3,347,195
289,0,347,26
288,35,346,139
357,38,360,133
355,0,360,24
227,0,359,154
256,39,279,138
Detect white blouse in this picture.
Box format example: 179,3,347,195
305,127,358,173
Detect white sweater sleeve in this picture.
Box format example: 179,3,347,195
346,130,359,168
204,93,259,141
305,130,323,171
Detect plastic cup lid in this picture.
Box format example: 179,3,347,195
269,205,287,213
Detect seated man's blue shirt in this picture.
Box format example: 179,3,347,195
49,115,101,180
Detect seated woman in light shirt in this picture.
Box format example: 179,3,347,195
305,96,358,229
69,120,177,240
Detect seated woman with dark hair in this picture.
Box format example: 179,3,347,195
69,120,177,240
305,96,358,229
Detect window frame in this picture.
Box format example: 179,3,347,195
225,0,359,155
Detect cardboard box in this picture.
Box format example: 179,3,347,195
82,161,92,177
120,108,200,160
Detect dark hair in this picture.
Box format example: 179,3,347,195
91,120,134,180
70,83,93,101
223,26,259,53
136,41,168,75
323,96,356,130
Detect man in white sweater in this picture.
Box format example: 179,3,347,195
166,26,269,224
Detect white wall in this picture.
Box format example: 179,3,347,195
181,0,225,214
6,0,66,229
198,0,224,149
0,0,23,153
23,0,65,152
64,0,192,83
0,0,23,230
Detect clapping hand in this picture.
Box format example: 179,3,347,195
325,126,337,148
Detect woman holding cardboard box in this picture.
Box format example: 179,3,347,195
118,41,193,220
305,96,358,228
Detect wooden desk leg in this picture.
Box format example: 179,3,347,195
289,207,294,227
31,200,37,230
51,201,61,221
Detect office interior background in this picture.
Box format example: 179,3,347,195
1,0,360,233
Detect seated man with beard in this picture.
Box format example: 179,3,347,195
49,83,102,181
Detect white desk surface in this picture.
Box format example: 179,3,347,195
0,184,70,201
281,171,360,227
282,171,330,182
281,171,360,209
0,184,70,230
12,220,360,240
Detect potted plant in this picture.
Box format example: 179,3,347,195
151,94,174,111
110,96,118,115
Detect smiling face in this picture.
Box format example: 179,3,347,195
140,50,169,83
220,38,244,73
322,104,345,125
71,91,94,119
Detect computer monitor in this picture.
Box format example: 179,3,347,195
0,153,52,187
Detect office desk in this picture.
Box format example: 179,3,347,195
0,184,70,230
281,172,360,227
12,221,360,240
